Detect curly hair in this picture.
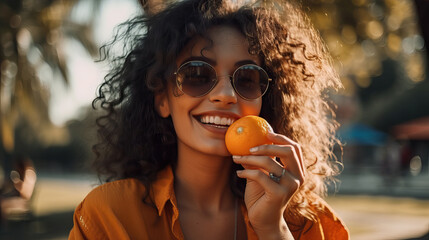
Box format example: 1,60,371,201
93,0,342,223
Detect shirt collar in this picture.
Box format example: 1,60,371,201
151,165,175,216
150,165,258,239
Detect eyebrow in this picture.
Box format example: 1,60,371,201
179,57,259,68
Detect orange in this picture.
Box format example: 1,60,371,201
225,115,273,155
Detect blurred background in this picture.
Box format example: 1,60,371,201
0,0,428,239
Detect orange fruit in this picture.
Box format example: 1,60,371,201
225,115,273,155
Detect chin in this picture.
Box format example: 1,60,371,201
203,146,231,157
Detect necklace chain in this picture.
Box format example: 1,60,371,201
234,198,238,240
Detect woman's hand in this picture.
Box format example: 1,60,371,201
233,132,305,240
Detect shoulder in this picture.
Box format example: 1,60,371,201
85,178,146,206
77,178,152,219
316,198,349,239
76,178,145,212
69,178,151,238
292,196,350,240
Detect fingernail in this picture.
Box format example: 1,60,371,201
249,147,258,152
236,170,243,176
232,155,241,159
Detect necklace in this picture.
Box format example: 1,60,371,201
234,198,238,240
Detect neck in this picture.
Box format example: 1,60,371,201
174,142,235,213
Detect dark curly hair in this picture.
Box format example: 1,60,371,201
93,0,342,222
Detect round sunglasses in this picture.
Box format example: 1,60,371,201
174,61,272,100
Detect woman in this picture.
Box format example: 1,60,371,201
69,0,349,239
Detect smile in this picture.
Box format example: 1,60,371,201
198,115,236,128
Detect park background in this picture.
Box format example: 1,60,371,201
0,0,428,239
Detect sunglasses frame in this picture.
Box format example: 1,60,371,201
174,60,272,100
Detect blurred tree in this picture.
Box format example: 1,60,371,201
0,0,100,171
301,0,428,130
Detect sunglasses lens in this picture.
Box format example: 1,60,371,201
234,65,269,99
176,61,216,97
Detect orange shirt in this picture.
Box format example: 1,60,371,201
69,166,349,239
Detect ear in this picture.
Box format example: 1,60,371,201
154,91,170,118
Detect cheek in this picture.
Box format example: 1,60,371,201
167,94,200,126
240,100,262,116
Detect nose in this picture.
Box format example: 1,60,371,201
208,75,237,105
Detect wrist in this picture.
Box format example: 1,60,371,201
256,220,294,240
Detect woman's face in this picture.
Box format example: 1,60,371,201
162,25,263,157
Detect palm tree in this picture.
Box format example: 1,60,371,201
0,0,100,171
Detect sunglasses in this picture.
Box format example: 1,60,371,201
174,61,272,100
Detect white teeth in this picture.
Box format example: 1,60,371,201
214,116,220,124
199,115,235,126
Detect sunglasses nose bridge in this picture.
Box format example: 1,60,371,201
208,74,238,102
215,74,236,93
216,74,233,82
